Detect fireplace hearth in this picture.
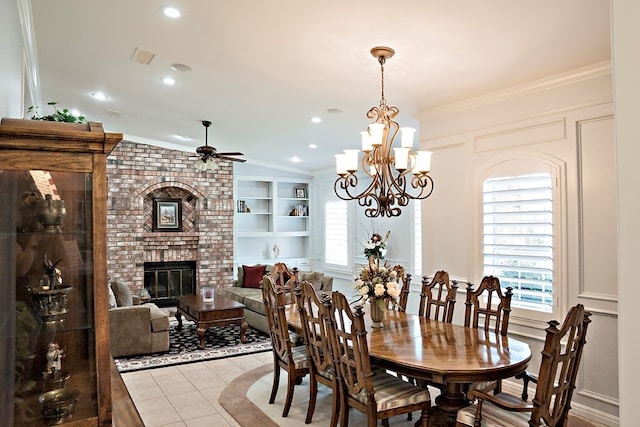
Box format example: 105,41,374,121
144,261,196,306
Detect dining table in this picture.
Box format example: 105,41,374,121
286,304,532,425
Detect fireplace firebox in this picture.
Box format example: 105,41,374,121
143,261,196,306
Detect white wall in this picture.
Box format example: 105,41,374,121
611,1,640,425
417,64,618,424
0,0,24,118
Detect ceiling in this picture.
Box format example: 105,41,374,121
28,0,611,173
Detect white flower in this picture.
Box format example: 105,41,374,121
380,247,387,257
358,286,369,297
374,283,386,297
379,266,387,273
387,281,401,299
364,241,375,249
389,270,397,279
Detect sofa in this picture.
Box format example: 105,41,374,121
221,264,333,335
108,279,171,358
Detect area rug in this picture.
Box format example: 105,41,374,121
114,320,271,372
220,365,602,427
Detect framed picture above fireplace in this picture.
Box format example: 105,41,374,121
153,198,182,231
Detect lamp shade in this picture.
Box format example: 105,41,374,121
369,123,385,146
400,127,416,148
413,151,432,174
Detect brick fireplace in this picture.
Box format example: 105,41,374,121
106,141,234,300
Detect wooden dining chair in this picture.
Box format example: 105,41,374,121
261,275,309,417
294,281,340,426
418,270,458,323
324,290,431,427
464,276,513,394
456,304,592,427
464,275,513,336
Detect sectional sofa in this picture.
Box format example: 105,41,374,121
221,264,333,334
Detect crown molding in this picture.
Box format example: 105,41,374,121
417,61,612,120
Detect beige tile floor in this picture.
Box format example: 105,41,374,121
122,352,603,427
121,351,425,426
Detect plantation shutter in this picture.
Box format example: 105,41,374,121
483,173,554,312
325,200,348,266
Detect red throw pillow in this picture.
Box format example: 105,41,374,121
242,264,266,288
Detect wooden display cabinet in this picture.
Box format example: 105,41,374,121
0,118,122,425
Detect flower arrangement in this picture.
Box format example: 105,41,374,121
354,262,401,311
363,230,390,259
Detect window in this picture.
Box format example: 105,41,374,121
325,200,348,266
483,173,554,313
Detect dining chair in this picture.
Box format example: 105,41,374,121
270,263,298,304
464,275,513,394
261,275,309,417
294,281,340,426
464,275,513,336
456,304,592,427
418,270,458,323
324,290,432,427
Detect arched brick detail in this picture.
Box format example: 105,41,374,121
106,141,234,297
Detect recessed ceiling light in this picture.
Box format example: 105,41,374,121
162,6,181,18
162,77,176,85
170,63,192,72
309,144,318,149
311,117,322,123
175,135,191,141
90,92,109,101
290,156,302,163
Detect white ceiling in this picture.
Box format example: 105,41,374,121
28,0,611,172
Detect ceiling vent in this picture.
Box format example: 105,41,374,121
104,109,122,118
130,47,156,65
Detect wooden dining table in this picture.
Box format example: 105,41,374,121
286,304,532,425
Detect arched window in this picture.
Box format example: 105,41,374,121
480,157,562,319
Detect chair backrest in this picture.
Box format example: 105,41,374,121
324,291,374,400
464,276,513,336
531,304,592,426
262,275,294,363
269,263,298,304
418,271,458,322
295,281,333,375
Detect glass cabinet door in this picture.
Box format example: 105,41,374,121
1,169,97,426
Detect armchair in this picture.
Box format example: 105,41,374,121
108,279,170,358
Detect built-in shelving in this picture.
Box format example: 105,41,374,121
234,176,311,274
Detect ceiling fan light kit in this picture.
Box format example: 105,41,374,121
334,46,434,218
192,120,246,171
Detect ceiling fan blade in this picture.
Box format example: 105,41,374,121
216,152,244,156
218,156,247,162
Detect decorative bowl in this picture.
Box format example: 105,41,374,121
38,388,79,424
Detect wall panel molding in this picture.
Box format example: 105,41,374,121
475,118,566,152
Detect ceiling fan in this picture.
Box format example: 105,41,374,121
192,120,245,170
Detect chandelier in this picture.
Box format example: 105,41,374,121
334,47,434,218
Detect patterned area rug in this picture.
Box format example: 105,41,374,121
114,319,272,372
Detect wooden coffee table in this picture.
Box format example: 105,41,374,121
176,294,248,350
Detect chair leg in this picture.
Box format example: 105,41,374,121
340,393,350,427
381,418,390,427
305,376,317,424
329,385,340,427
269,362,280,404
282,370,297,417
419,408,430,427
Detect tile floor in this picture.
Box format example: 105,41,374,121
121,350,424,426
